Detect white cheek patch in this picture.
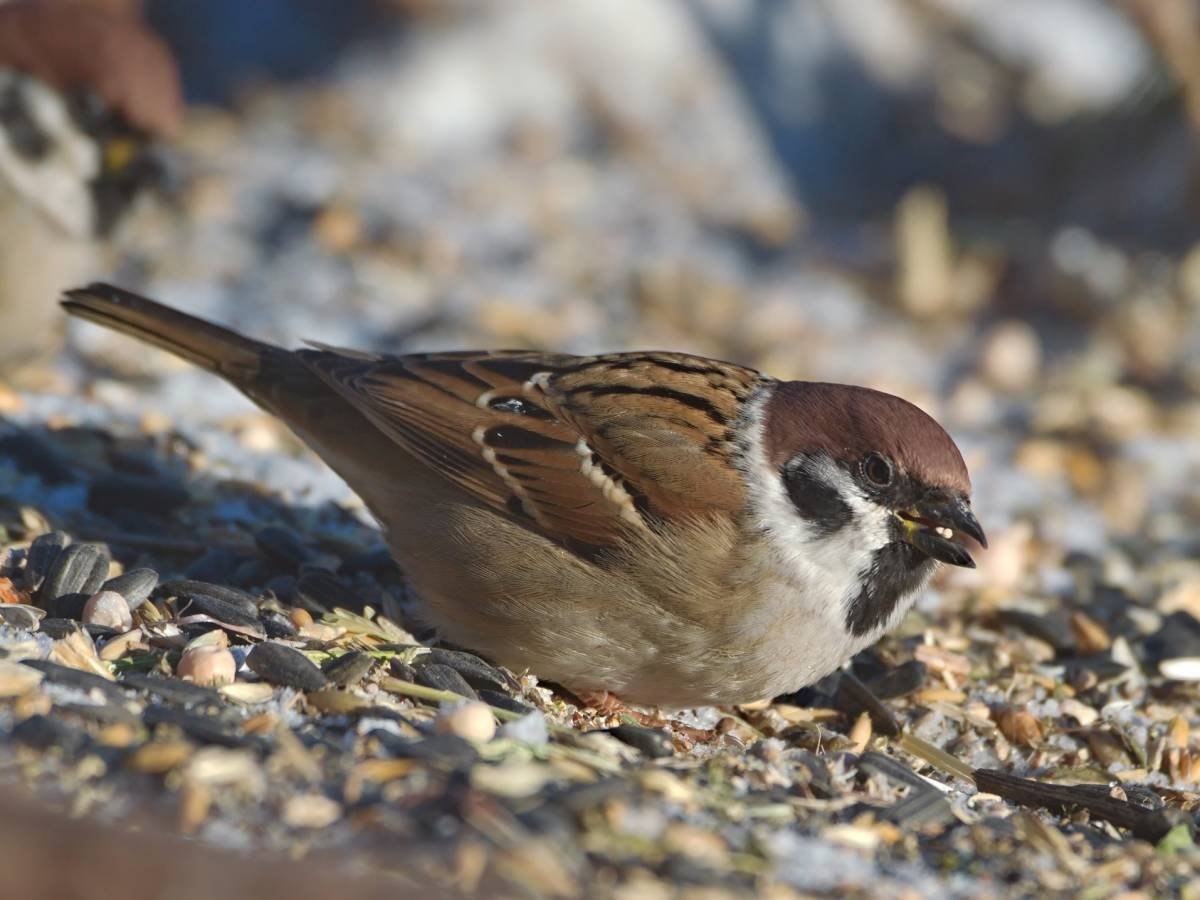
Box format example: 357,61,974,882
735,389,900,629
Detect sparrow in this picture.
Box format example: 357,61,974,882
0,0,181,368
62,283,986,708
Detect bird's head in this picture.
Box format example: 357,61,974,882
742,380,986,638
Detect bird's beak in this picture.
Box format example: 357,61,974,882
896,494,987,568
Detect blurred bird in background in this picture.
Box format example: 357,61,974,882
0,0,180,369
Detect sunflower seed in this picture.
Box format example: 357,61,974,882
478,689,533,716
24,530,68,591
143,704,263,750
420,648,519,694
121,672,225,708
415,663,478,700
101,567,159,611
38,542,110,615
247,642,327,691
164,580,260,627
321,650,375,686
607,724,674,758
22,659,126,703
260,609,298,639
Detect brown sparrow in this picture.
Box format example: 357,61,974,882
0,0,180,368
62,283,986,708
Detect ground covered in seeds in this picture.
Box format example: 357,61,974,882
5,3,1200,897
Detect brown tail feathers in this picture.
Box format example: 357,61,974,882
61,282,272,387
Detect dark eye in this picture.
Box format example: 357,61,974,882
863,453,893,487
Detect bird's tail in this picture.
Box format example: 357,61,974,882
61,282,272,388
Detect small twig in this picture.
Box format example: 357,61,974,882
973,769,1185,844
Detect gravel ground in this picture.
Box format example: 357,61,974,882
3,3,1200,897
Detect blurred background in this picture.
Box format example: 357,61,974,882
2,0,1200,589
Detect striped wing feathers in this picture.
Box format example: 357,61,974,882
300,349,764,553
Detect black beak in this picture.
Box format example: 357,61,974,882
897,494,987,569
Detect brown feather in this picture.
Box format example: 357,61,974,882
299,348,765,552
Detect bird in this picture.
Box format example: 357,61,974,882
0,0,181,369
62,282,986,708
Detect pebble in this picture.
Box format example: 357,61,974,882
177,646,238,686
82,591,133,631
435,701,497,744
246,642,328,692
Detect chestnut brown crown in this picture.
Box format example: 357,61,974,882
762,381,971,496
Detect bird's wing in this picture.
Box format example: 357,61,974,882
298,348,764,555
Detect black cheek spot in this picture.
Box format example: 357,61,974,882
844,543,934,638
783,465,851,536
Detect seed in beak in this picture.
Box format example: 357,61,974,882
936,526,953,540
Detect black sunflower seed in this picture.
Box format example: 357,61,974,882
120,672,224,708
260,609,298,639
414,663,478,700
38,542,110,616
420,648,519,694
163,580,260,627
101,567,159,611
247,642,327,692
864,660,927,700
322,650,376,686
22,659,127,703
606,724,674,758
143,704,265,750
25,531,69,591
477,689,533,715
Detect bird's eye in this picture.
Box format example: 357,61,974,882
863,453,893,487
